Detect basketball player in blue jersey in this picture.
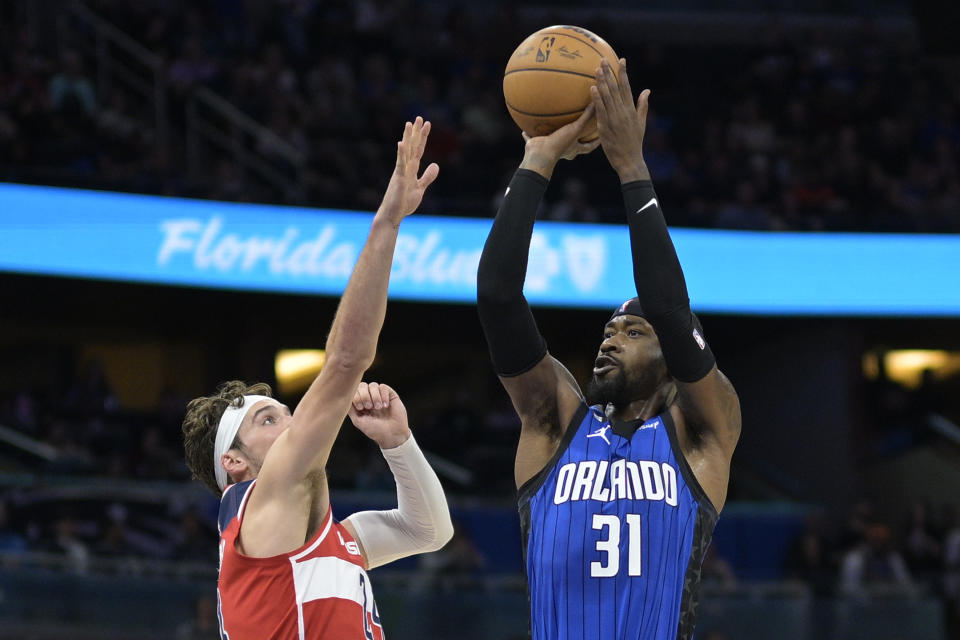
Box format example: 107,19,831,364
477,58,741,640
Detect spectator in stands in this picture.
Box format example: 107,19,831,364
547,177,600,223
715,180,775,230
45,419,95,475
700,544,738,589
4,3,959,231
171,508,216,563
63,359,118,420
134,425,181,479
943,512,960,633
5,389,40,435
95,504,143,572
785,510,836,595
47,512,91,574
168,36,218,93
97,88,151,151
417,519,486,592
840,523,914,597
48,49,96,120
175,594,219,640
0,498,27,561
902,501,942,587
838,499,877,552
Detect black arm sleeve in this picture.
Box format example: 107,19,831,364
476,169,549,376
623,180,716,382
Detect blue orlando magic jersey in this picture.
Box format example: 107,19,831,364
519,403,718,640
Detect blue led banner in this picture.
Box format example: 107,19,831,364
1,182,958,315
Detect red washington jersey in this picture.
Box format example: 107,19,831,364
217,479,384,640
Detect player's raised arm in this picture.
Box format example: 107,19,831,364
243,118,439,552
591,59,741,510
185,121,444,639
476,110,598,485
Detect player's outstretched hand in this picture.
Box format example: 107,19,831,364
519,104,600,179
348,382,411,449
379,117,440,223
590,58,650,183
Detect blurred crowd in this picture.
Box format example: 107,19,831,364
0,360,216,570
1,357,960,636
1,0,958,231
783,500,960,631
1,361,958,600
0,357,507,573
0,360,188,481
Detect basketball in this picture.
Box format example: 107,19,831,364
503,25,619,141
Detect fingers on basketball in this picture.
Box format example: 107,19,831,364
617,58,633,104
578,102,596,126
590,85,607,122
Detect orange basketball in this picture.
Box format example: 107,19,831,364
503,25,619,141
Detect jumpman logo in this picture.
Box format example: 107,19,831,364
587,424,612,445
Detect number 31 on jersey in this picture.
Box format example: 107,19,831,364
591,513,642,577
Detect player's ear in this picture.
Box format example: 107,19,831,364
222,451,247,481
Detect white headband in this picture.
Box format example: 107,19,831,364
214,394,273,490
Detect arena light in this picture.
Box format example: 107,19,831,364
882,350,960,389
275,349,326,396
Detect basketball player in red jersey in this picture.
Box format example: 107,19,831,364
182,117,453,640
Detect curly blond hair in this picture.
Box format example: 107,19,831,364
182,380,273,495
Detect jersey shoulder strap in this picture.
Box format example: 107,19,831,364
218,479,254,534
517,402,589,507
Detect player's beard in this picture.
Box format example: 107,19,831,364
235,442,264,478
585,363,663,409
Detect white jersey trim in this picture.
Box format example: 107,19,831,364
289,508,334,561
288,509,335,640
290,555,371,607
234,478,257,524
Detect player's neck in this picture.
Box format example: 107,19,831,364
607,402,654,425
607,380,677,424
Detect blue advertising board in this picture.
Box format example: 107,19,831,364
1,182,958,315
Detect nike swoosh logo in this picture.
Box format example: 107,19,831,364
636,197,658,213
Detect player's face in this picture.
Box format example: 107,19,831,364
586,315,668,407
234,399,293,475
